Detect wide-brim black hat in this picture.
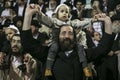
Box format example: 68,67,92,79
111,14,120,22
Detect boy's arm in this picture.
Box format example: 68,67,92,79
72,19,91,29
37,13,54,28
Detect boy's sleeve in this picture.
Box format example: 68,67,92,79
72,19,91,29
47,42,59,60
38,13,54,28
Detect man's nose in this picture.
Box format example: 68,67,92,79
65,33,70,38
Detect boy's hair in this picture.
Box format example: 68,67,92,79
54,4,70,18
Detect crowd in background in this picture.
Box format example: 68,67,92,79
0,0,120,80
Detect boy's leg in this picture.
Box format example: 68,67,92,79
77,44,92,78
45,42,59,76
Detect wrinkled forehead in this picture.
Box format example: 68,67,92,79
5,28,16,33
60,26,73,32
113,20,120,23
12,36,20,41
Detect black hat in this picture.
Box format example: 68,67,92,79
0,25,3,29
3,19,11,27
115,1,120,7
13,16,23,24
31,20,41,28
111,14,120,22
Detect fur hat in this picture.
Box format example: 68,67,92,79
111,14,120,22
31,19,41,28
7,25,20,34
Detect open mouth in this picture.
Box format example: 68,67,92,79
63,16,67,18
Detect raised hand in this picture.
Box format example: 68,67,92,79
23,4,41,30
92,13,112,34
24,53,35,74
25,4,40,16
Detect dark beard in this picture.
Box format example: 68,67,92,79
11,52,21,56
59,38,75,51
10,47,22,56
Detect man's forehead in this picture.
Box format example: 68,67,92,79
113,20,120,22
60,26,73,31
117,4,120,7
12,36,20,40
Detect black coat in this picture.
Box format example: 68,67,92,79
21,29,49,63
52,33,114,80
53,51,84,80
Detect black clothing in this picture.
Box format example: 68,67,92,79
53,33,114,80
21,29,49,63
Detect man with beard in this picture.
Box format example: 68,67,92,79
107,14,120,80
93,14,120,80
45,13,114,80
115,2,120,15
0,34,38,80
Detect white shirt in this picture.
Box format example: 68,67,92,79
65,50,73,57
1,9,10,17
18,6,24,16
12,56,22,68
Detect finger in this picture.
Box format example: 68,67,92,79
35,5,40,11
24,53,32,62
29,59,34,65
29,4,35,9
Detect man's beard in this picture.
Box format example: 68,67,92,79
112,24,120,33
59,38,75,51
11,46,21,56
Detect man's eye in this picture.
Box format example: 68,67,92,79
69,32,73,35
61,32,66,35
12,40,15,43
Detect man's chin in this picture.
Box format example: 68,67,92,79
61,43,74,51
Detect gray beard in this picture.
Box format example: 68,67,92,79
112,25,120,33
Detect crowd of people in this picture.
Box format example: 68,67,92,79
0,0,120,80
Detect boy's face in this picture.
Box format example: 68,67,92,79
58,5,69,22
93,32,101,41
16,20,22,28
